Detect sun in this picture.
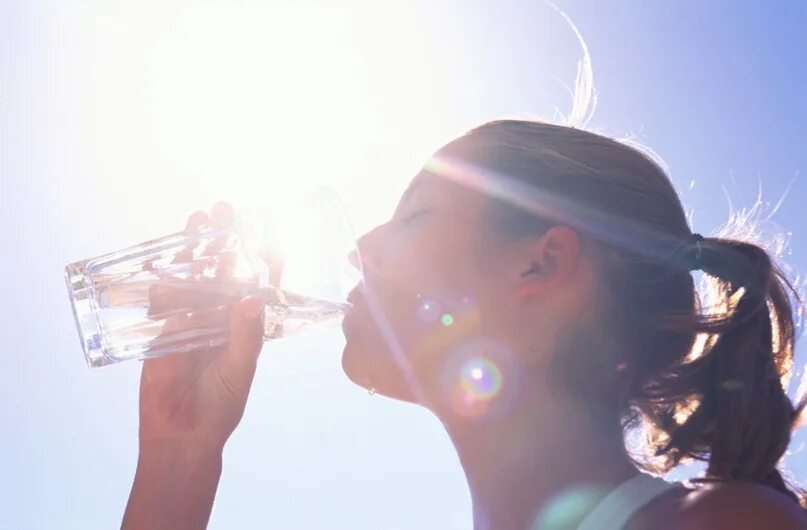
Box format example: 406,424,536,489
144,3,374,209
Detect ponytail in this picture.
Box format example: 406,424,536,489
630,235,805,506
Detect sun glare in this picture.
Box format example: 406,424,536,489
145,4,374,208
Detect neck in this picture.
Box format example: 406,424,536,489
441,385,637,530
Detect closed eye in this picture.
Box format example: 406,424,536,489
399,209,430,226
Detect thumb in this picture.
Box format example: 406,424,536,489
218,296,265,395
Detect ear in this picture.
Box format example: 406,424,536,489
514,225,582,298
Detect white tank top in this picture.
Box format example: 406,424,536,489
577,473,679,530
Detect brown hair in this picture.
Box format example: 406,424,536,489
430,119,806,505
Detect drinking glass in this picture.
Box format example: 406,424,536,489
65,187,362,367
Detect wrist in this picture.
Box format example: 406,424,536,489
138,438,224,468
125,440,224,530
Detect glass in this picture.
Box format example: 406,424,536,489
64,187,363,367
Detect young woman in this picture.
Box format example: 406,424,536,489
122,120,807,529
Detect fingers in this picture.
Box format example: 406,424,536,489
175,203,228,258
147,282,184,319
216,296,264,396
214,250,237,281
171,211,210,265
203,202,234,257
170,202,234,276
141,292,262,410
147,279,242,321
210,202,234,229
142,305,230,370
160,305,230,335
151,201,240,318
186,210,210,233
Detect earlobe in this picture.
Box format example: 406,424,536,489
514,281,550,298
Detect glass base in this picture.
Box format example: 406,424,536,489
65,259,108,367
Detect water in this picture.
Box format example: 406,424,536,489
258,285,350,340
66,259,349,368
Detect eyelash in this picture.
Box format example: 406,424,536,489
399,209,429,226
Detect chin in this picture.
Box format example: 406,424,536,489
340,339,373,390
341,337,420,404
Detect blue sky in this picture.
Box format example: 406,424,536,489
1,1,806,529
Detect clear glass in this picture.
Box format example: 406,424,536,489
65,187,362,368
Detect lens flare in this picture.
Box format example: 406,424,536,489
426,154,693,264
460,357,503,400
441,337,520,419
446,355,504,418
441,313,455,326
533,485,604,530
417,299,441,322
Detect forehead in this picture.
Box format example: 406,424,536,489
401,169,484,207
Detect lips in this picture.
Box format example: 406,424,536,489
341,295,361,332
347,283,365,306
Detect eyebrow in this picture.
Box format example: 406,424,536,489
401,173,438,204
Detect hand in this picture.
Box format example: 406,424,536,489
138,202,265,453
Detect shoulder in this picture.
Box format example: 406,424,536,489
668,481,807,530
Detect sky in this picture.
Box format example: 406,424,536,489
1,1,806,529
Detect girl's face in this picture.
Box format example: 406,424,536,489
341,168,536,412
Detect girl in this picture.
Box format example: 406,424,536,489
123,120,807,529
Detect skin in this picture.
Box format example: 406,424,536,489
122,167,807,529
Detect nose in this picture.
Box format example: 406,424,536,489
348,226,382,274
348,248,362,271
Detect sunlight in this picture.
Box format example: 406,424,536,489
272,194,339,297
144,3,374,208
133,0,466,416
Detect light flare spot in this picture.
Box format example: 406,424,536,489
460,357,503,400
417,299,441,323
533,485,605,530
441,338,520,420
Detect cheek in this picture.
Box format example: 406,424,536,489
394,227,480,296
342,262,486,400
385,227,489,343
342,220,494,397
340,290,433,402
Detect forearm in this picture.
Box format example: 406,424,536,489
122,442,224,530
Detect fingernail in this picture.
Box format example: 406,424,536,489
239,296,264,321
